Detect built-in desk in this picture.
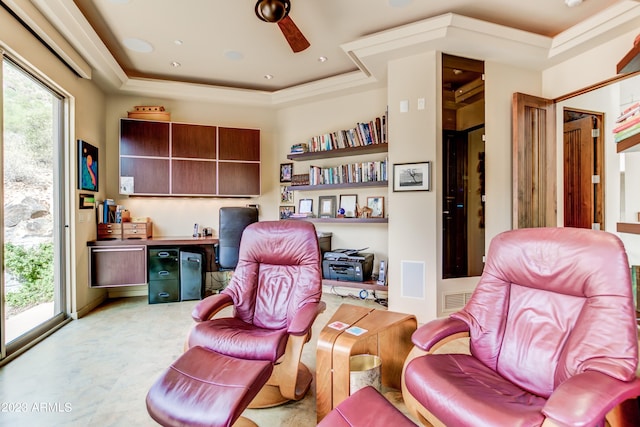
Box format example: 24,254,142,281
87,236,218,288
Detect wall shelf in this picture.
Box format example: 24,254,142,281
288,180,388,191
287,143,387,161
616,132,640,153
617,222,640,234
289,217,388,224
322,279,388,292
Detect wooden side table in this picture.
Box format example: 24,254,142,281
316,303,417,422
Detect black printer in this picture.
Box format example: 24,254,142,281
322,249,374,282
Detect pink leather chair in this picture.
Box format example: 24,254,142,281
187,220,325,407
402,227,640,427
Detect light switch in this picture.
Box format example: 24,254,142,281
400,100,409,113
417,97,425,110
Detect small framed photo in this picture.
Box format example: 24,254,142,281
367,196,384,218
280,163,293,183
279,206,295,219
299,198,313,215
393,161,431,192
79,193,95,209
280,185,293,204
339,194,357,218
318,195,337,218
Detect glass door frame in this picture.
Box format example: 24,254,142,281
0,52,71,362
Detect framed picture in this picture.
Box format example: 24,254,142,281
79,193,95,209
280,162,293,183
393,161,431,192
280,185,294,204
367,196,384,218
299,198,313,215
279,206,295,219
339,194,357,218
318,195,336,218
78,139,98,191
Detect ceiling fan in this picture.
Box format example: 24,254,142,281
255,0,310,53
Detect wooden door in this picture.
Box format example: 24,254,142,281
563,112,603,229
512,93,556,228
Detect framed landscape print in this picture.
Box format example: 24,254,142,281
393,161,431,192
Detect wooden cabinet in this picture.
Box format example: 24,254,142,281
119,119,259,197
89,245,147,287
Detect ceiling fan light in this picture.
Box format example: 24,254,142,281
255,0,291,23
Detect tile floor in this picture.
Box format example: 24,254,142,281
0,293,422,426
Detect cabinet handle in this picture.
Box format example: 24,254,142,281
158,251,170,257
158,271,170,276
158,292,170,298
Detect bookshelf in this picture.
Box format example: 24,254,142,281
286,143,387,161
289,217,388,224
616,132,640,153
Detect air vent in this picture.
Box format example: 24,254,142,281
443,292,473,312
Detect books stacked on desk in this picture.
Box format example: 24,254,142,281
97,199,129,224
614,102,640,143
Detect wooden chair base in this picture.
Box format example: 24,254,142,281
248,364,313,408
232,416,257,427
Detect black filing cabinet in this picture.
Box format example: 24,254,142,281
148,248,180,304
180,249,204,301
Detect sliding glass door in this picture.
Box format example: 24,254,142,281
1,56,67,360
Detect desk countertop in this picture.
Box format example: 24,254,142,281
87,236,218,246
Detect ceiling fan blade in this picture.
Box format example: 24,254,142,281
277,16,310,53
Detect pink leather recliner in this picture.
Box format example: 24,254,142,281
187,220,325,407
402,227,640,427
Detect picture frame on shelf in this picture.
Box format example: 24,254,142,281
299,198,313,215
280,185,294,204
367,196,384,218
393,161,431,192
339,194,357,218
318,195,336,218
78,139,99,192
280,162,293,183
279,206,295,219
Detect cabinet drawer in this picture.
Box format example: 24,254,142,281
148,280,180,304
89,246,146,287
148,249,179,280
97,223,122,240
123,222,153,239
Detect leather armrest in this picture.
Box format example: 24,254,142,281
191,293,233,322
288,301,325,336
543,371,640,426
411,317,469,352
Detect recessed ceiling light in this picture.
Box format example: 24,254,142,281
264,74,274,80
224,50,244,61
170,61,181,68
388,0,412,7
174,40,184,46
123,37,153,53
318,56,328,63
565,0,583,6
108,0,131,4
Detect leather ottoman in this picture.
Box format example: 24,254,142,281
318,386,416,426
146,346,273,427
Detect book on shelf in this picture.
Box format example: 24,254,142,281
308,158,388,186
615,122,640,143
303,114,388,153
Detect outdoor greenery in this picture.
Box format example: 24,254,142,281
4,243,54,308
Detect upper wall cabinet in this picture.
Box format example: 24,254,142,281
119,119,260,197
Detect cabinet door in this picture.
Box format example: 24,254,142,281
89,246,147,287
218,162,260,196
172,159,217,195
121,157,170,194
120,119,169,157
218,127,260,195
172,123,216,159
219,127,260,161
